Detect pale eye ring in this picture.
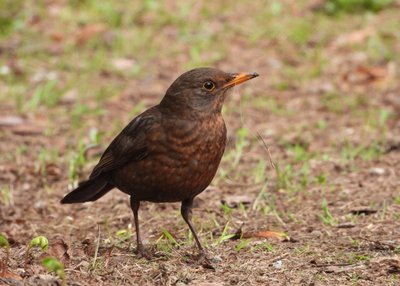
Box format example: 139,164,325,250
203,81,215,91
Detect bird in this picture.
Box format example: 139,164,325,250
61,67,258,262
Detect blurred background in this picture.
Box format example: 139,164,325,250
0,0,399,285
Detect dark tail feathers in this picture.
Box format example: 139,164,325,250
60,178,113,204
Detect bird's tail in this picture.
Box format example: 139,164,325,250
60,178,113,204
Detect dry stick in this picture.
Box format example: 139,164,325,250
92,225,101,269
256,132,276,170
251,132,277,211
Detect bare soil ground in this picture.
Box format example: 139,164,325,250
1,1,400,285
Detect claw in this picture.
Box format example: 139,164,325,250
136,244,152,260
197,251,215,270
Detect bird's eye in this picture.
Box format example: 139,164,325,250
202,81,215,91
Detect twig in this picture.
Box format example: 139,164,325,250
92,224,101,269
256,132,276,170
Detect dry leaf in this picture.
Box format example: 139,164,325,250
370,256,400,274
39,238,70,266
112,58,135,71
9,124,43,136
333,27,375,47
248,230,288,239
75,24,107,45
220,194,252,208
355,65,389,85
234,226,288,240
49,32,64,43
0,262,21,280
0,116,24,127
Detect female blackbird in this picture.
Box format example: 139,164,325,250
61,67,258,259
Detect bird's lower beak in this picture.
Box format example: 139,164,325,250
222,72,259,89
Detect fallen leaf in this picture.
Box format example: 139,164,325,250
0,263,21,280
0,116,25,127
112,58,135,71
233,226,288,240
39,238,70,266
248,230,288,239
356,65,388,83
336,222,356,228
75,24,107,45
9,124,43,136
368,167,385,175
370,256,400,274
332,27,375,47
49,32,64,43
220,195,252,208
385,142,400,153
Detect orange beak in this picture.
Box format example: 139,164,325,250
222,72,259,89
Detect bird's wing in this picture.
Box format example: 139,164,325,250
89,107,160,179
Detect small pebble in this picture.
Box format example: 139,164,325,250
273,260,283,269
369,167,385,175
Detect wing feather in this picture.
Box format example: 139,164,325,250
89,108,160,179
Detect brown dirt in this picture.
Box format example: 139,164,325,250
1,1,400,285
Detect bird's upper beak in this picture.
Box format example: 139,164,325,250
222,72,259,89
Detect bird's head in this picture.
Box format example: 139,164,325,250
160,67,258,117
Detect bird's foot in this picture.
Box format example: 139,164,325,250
135,245,153,260
196,251,215,270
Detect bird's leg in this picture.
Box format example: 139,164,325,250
130,197,149,259
181,198,203,251
181,198,215,269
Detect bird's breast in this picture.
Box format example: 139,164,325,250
157,115,226,168
114,114,227,202
147,115,226,200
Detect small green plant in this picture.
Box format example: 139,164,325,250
26,80,61,110
232,127,250,167
275,163,308,193
220,202,233,215
275,164,293,191
0,234,10,262
378,109,392,127
319,199,337,226
155,229,179,253
25,236,49,266
0,0,24,37
261,242,275,252
68,140,88,184
235,239,252,252
295,244,311,255
115,229,133,242
29,236,49,251
341,142,383,163
42,257,66,286
252,241,275,252
317,120,327,130
314,173,327,185
348,237,361,247
349,253,372,263
162,229,179,247
323,0,394,14
35,148,59,176
251,159,267,184
288,19,312,45
288,144,312,162
216,222,235,245
0,185,13,206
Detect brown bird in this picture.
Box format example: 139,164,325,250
61,67,258,261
